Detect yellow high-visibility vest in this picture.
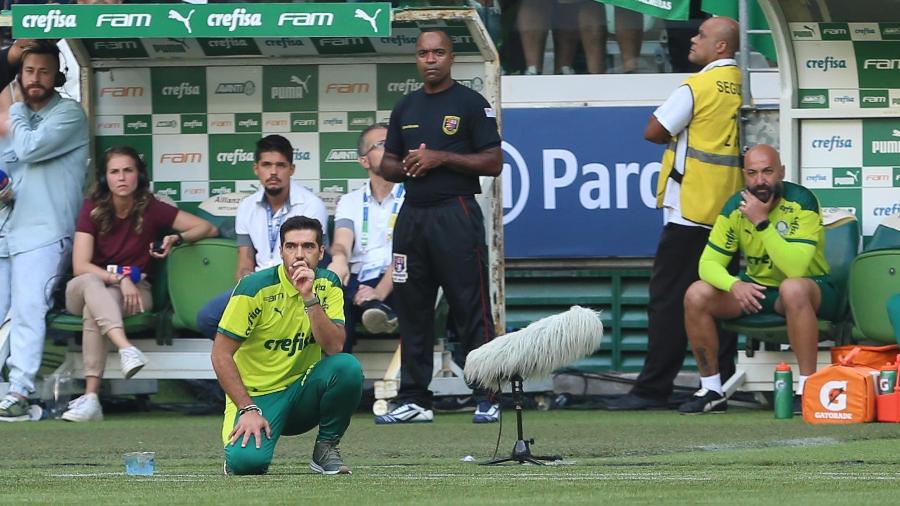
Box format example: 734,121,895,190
656,65,743,226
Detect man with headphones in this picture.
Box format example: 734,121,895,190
0,40,88,421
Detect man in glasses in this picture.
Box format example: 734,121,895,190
327,123,405,352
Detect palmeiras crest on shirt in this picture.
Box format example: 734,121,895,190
442,115,460,135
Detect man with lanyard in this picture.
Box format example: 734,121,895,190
0,41,88,420
679,144,835,414
212,216,363,475
374,30,503,424
197,134,328,339
606,16,743,411
328,123,405,352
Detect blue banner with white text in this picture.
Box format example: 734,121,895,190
502,107,665,258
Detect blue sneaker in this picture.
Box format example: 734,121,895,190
374,402,433,424
472,401,500,424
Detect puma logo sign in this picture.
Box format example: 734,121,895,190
168,9,195,34
290,75,311,94
273,307,283,317
354,8,381,33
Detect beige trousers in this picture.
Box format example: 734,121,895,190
65,273,153,377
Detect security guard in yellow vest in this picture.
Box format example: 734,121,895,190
605,17,743,411
657,64,743,226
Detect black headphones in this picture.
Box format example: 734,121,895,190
97,146,150,193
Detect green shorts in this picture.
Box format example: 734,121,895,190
738,272,839,320
221,353,363,475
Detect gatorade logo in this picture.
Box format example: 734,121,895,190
819,380,848,411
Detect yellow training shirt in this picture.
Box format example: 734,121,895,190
217,264,344,396
700,181,829,290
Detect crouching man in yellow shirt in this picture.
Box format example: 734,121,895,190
212,216,363,475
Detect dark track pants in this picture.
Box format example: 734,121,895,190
392,196,495,408
631,223,738,402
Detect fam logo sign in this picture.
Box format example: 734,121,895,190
153,134,207,181
319,65,376,112
854,41,900,89
94,68,152,116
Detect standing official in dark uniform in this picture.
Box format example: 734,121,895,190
374,30,503,424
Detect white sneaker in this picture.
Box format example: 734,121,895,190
524,65,539,76
61,393,104,422
374,402,434,424
559,66,576,75
119,346,147,379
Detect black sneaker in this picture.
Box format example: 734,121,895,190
603,393,669,411
678,388,727,415
309,440,351,475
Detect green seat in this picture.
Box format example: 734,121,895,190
167,238,238,337
865,218,900,252
722,216,860,348
47,259,171,340
849,250,900,344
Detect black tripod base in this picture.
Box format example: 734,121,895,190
482,439,561,466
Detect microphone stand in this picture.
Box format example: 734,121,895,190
483,374,560,466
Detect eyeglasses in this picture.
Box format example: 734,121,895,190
361,139,386,156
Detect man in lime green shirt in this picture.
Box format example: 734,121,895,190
211,216,363,475
678,144,837,415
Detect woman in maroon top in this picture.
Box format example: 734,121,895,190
61,146,217,422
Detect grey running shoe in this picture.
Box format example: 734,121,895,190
310,440,351,475
0,394,30,422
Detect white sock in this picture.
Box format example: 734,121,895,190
797,375,808,395
700,374,723,395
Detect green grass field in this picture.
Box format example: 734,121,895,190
2,407,900,505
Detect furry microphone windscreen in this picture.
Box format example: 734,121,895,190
464,306,603,389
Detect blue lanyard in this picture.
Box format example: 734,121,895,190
361,182,404,250
265,200,288,255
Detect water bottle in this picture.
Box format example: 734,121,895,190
879,363,898,395
42,371,72,419
774,362,793,419
106,264,141,283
